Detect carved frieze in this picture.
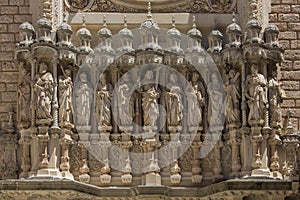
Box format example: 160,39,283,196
65,0,237,13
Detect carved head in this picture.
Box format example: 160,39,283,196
228,69,236,78
169,73,177,83
39,62,48,74
99,73,107,84
191,72,199,82
144,70,154,80
65,69,71,77
250,64,258,75
79,72,87,83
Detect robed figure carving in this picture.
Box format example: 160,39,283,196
268,70,285,128
33,62,54,122
95,74,112,127
165,73,183,127
187,72,204,128
117,73,134,127
140,70,160,127
59,68,73,127
245,64,267,125
75,72,91,126
208,73,224,126
18,63,31,125
225,69,241,124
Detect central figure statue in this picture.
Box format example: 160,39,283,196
140,70,160,127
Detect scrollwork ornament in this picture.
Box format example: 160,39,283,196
64,0,94,12
208,0,237,13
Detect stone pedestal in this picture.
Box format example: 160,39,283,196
145,172,161,186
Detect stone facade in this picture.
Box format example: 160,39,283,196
0,0,299,199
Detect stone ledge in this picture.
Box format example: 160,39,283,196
0,179,294,198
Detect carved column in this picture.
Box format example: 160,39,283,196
30,59,37,127
78,142,90,183
191,132,202,184
60,138,74,179
282,127,300,181
269,130,282,179
229,129,242,177
51,60,59,130
19,129,31,178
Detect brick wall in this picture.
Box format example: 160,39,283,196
270,0,300,130
0,0,32,129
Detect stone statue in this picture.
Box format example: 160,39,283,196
17,63,31,124
268,70,285,128
117,73,134,127
33,62,54,122
95,74,112,127
245,64,267,125
75,72,91,126
59,68,73,126
140,70,160,127
187,72,204,127
225,69,241,124
208,73,224,126
165,73,183,127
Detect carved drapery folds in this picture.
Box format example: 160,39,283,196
10,1,299,189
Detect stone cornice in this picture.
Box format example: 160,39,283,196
0,179,293,198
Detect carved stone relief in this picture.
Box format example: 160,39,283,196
65,0,237,13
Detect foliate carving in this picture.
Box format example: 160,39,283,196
72,0,237,13
64,0,94,12
69,144,82,173
179,147,192,172
0,192,15,200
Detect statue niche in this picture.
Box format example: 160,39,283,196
164,73,183,129
75,72,92,126
17,62,31,126
245,64,267,126
186,72,205,131
117,73,135,128
268,69,285,128
225,69,241,125
58,68,74,128
140,70,160,128
33,62,54,124
95,73,113,127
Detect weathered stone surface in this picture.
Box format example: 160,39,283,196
278,14,299,22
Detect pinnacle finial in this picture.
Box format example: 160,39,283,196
249,0,258,20
147,2,152,19
103,15,107,27
63,11,67,23
42,0,52,19
232,12,236,23
124,15,127,28
192,15,196,28
172,15,176,28
82,15,86,27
